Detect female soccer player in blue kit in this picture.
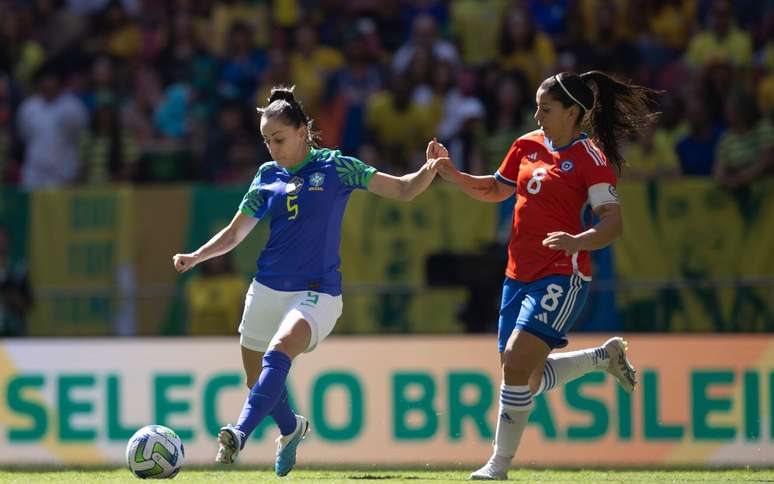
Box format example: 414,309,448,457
431,71,658,480
173,86,443,476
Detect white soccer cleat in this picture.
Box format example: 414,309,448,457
603,337,637,393
469,456,508,480
275,415,310,476
216,424,242,464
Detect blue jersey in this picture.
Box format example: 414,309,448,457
239,147,376,296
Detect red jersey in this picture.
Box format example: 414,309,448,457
495,130,617,282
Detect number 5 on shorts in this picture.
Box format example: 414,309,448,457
300,291,319,307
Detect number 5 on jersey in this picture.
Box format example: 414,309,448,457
287,195,299,220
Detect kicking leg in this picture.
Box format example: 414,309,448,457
531,337,637,396
236,315,308,439
266,314,311,476
241,346,298,435
217,316,310,464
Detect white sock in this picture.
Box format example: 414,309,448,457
493,384,533,461
535,346,609,396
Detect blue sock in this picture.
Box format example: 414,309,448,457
235,350,292,448
270,386,297,436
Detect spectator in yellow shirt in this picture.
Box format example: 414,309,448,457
497,7,556,90
86,1,141,60
622,123,681,180
758,42,774,118
365,74,434,172
450,0,508,67
184,254,247,336
290,24,345,117
685,0,752,69
648,0,696,52
571,0,633,44
759,74,774,119
210,0,270,55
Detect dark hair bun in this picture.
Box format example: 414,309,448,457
268,86,296,104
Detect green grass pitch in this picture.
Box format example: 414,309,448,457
1,468,773,483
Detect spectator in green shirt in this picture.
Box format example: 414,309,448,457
714,89,774,190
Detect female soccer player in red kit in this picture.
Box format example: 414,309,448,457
430,71,659,480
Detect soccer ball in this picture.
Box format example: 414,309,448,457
126,425,185,479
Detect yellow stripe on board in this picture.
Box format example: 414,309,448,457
0,345,108,464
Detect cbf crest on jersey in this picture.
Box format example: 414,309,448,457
309,172,325,191
560,160,574,172
286,176,304,195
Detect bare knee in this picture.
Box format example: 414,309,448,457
269,336,304,358
500,330,551,386
269,318,312,358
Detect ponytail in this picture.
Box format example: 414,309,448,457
580,71,661,174
543,72,661,174
256,85,322,148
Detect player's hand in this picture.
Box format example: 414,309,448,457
542,231,580,256
428,157,458,182
424,158,439,176
172,253,199,273
426,138,449,160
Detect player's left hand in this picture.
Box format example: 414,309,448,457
542,231,580,256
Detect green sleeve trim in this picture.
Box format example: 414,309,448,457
239,164,271,218
362,166,377,188
238,205,255,217
238,192,265,218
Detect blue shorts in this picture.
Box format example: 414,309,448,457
498,274,590,352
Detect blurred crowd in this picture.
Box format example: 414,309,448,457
1,0,773,337
0,0,772,191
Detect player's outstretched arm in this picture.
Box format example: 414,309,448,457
429,157,514,203
367,161,437,201
366,139,443,201
172,211,258,273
